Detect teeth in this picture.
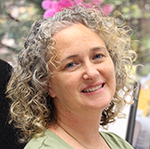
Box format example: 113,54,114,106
83,84,103,93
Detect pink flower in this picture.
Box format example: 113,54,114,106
74,1,92,8
58,0,74,8
51,1,59,9
91,0,103,5
43,9,57,19
82,3,92,8
42,0,114,18
42,0,53,10
74,0,82,4
102,3,113,16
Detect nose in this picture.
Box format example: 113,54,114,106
82,62,99,80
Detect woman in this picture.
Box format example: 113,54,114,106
7,6,137,149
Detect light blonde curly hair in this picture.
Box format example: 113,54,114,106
7,5,137,142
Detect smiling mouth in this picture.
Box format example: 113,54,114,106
82,83,104,93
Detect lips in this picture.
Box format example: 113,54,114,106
82,83,104,93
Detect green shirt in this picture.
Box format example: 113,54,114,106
24,129,134,149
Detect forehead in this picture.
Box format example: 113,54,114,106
53,24,89,46
52,23,106,51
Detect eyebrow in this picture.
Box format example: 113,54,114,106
61,54,78,63
61,46,106,62
91,47,106,52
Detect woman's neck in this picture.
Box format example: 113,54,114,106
48,104,109,149
55,97,103,133
57,108,101,135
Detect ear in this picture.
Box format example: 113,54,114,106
48,87,56,98
46,78,56,98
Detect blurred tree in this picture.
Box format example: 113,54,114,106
0,0,43,64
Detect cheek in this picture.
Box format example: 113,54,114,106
104,61,116,89
110,64,116,85
53,73,76,91
110,65,116,95
62,74,78,90
103,61,115,77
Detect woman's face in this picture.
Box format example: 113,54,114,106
48,24,116,115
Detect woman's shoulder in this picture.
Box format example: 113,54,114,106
24,129,73,149
100,131,134,149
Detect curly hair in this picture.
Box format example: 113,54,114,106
7,5,137,142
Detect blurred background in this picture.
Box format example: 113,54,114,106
0,0,150,149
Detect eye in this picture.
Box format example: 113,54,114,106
65,62,78,69
92,54,103,60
